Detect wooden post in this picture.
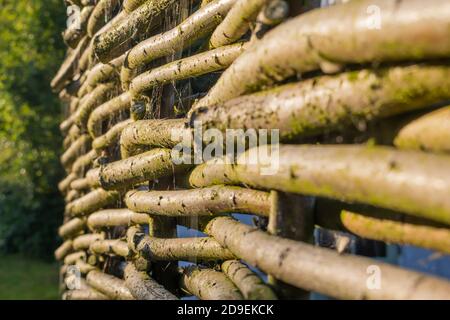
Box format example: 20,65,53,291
268,191,315,299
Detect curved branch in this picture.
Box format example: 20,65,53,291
196,0,450,107
99,148,191,190
129,42,247,98
79,54,126,97
66,189,120,217
124,263,178,300
190,145,450,225
73,233,104,250
181,266,243,300
63,6,94,49
55,240,74,261
87,0,121,38
123,0,148,13
75,82,118,129
121,0,237,89
87,92,131,138
119,119,186,158
92,119,134,151
93,0,176,62
61,134,92,170
189,64,450,142
125,185,271,217
87,270,135,300
205,216,450,299
59,218,87,239
87,208,150,229
209,0,268,48
222,260,277,300
90,239,131,257
395,105,450,153
127,226,235,262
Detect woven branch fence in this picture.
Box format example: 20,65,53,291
53,0,450,300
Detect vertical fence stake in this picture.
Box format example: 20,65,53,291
268,191,315,299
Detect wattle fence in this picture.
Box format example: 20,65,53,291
53,0,450,300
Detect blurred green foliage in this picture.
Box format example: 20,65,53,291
0,0,67,259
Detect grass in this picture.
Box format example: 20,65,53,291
0,254,59,300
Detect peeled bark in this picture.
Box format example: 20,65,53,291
88,208,150,229
181,266,243,300
125,185,270,217
121,0,237,89
59,218,86,239
209,0,269,48
92,119,134,151
73,233,104,250
55,240,74,261
206,216,450,299
99,148,191,190
87,0,121,37
87,92,131,137
87,270,135,300
127,226,235,262
190,145,450,226
93,0,176,62
196,0,450,107
395,105,450,153
119,119,186,158
222,260,277,300
124,263,178,300
66,188,120,217
189,65,450,142
75,82,118,129
340,210,450,255
90,239,131,257
129,42,247,98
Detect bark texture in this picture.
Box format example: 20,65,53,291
93,0,176,62
196,0,450,108
87,270,135,300
66,189,120,217
395,105,450,153
88,208,150,229
124,263,178,300
121,0,237,89
99,148,191,190
127,226,235,262
190,145,450,225
181,266,244,300
190,65,450,141
125,185,270,216
206,216,450,299
222,260,277,300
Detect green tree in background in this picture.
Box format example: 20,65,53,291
0,0,66,259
